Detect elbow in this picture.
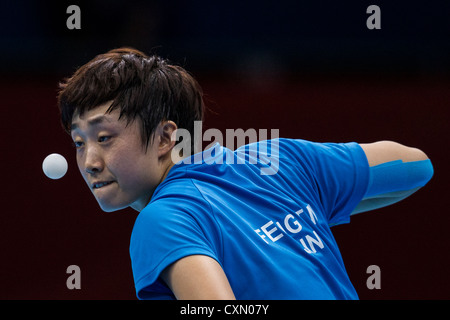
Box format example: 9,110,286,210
364,157,434,199
414,158,434,190
408,146,429,162
380,140,430,162
402,145,434,187
363,142,434,198
397,142,434,187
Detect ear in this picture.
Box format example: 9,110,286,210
157,120,178,158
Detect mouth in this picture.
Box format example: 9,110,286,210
92,181,115,189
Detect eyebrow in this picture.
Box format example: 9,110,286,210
71,115,112,131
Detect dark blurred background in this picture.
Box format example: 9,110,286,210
1,0,449,299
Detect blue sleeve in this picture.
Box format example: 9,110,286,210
129,181,221,300
364,159,434,198
279,139,370,226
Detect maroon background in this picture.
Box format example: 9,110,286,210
1,0,449,300
1,74,448,299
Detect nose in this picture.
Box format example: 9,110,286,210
84,145,104,175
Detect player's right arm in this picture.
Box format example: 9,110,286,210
160,255,236,300
352,141,433,214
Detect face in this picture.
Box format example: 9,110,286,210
70,101,173,212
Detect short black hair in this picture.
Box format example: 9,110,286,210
58,47,204,150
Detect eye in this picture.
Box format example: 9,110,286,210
98,136,111,143
73,140,84,149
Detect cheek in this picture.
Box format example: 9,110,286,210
76,154,88,182
110,150,158,187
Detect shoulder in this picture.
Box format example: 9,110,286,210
266,138,366,170
267,138,362,158
131,176,219,251
140,177,209,224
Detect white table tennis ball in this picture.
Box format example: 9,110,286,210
42,153,68,179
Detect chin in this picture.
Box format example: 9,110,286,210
98,201,129,212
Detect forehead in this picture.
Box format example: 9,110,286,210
71,101,120,131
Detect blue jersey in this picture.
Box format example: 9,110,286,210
130,138,370,299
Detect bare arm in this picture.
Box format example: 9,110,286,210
160,255,236,300
353,141,433,214
359,140,429,166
